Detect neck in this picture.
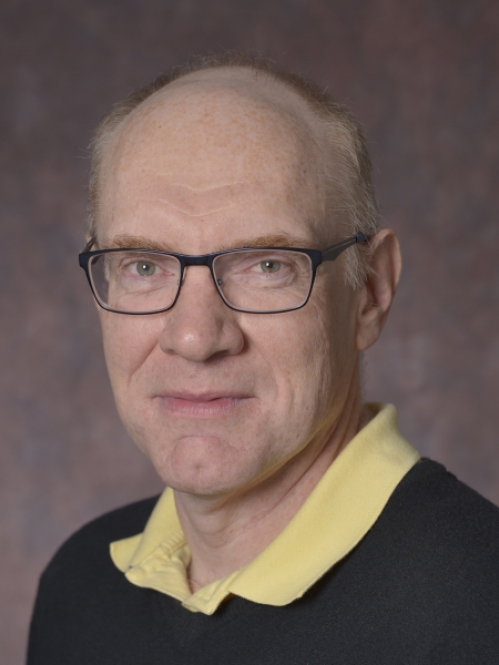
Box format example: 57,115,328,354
174,379,365,591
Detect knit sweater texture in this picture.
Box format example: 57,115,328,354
27,459,499,664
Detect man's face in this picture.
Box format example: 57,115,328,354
97,74,361,496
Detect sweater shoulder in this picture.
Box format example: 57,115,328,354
394,458,499,530
372,459,499,579
41,495,159,582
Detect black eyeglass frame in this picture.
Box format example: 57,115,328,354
79,233,371,315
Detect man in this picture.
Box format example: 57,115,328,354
28,54,499,664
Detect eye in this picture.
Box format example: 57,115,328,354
136,261,156,277
260,260,281,273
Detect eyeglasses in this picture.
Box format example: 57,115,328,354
79,233,370,315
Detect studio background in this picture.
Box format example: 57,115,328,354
2,0,498,662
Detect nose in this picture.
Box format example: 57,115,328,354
158,265,245,363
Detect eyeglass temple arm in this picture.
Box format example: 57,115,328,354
322,233,371,262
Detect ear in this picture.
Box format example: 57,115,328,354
355,229,402,351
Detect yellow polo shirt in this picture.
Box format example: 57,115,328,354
110,403,420,615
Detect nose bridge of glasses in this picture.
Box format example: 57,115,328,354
177,254,218,290
181,254,213,267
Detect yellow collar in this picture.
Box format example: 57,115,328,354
110,403,420,615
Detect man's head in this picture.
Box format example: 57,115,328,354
89,54,378,288
86,55,401,497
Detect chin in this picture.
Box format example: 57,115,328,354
146,434,261,497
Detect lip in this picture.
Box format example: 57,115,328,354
153,391,253,417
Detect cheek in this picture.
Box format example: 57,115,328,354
286,280,357,409
100,312,160,390
248,298,335,415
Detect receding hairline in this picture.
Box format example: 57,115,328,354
148,64,324,116
104,65,329,165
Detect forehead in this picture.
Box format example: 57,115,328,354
109,73,323,185
98,70,330,247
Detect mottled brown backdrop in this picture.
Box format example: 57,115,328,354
2,0,499,662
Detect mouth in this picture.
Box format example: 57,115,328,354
153,391,253,417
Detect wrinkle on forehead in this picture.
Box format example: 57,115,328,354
134,179,247,217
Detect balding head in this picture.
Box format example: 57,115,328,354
88,55,378,286
98,69,328,249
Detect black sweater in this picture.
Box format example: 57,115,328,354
27,460,499,664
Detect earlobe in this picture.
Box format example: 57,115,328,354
355,229,402,352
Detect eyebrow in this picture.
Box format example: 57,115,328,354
100,233,314,252
100,235,176,251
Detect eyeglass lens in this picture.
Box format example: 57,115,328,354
89,249,314,314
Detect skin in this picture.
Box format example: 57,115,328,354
95,68,401,588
